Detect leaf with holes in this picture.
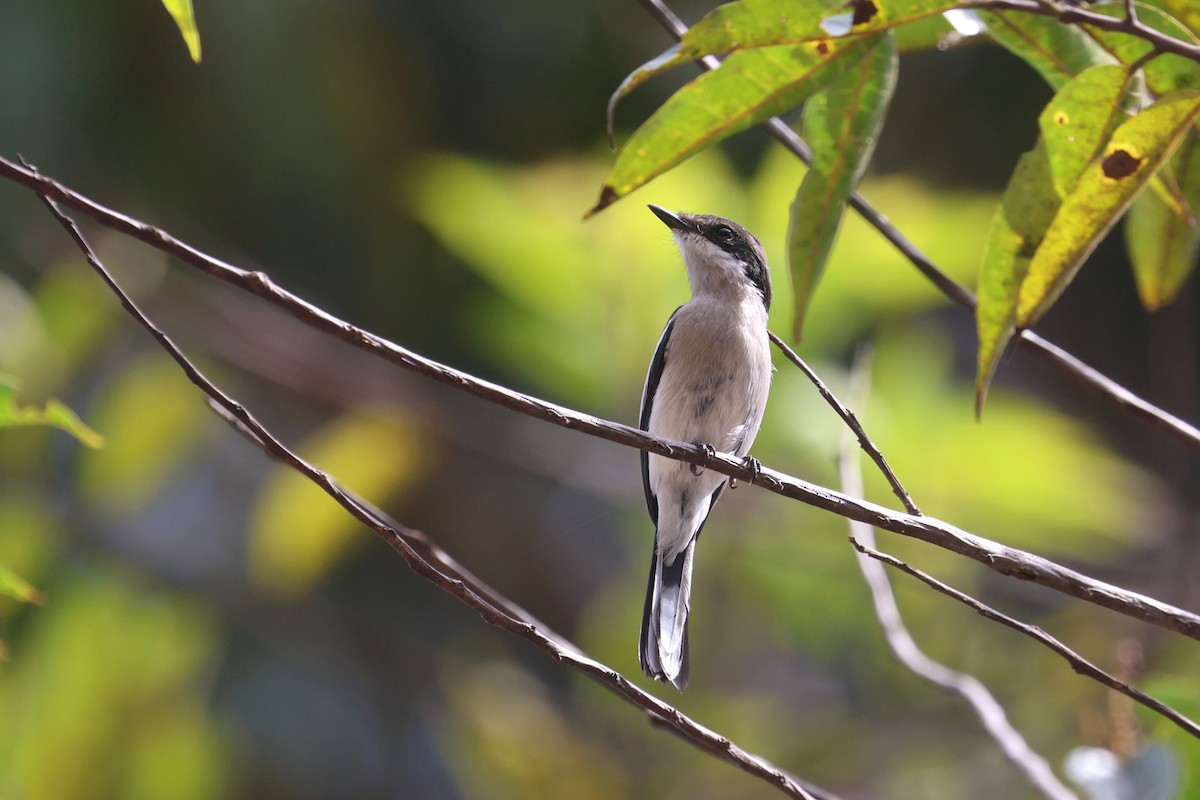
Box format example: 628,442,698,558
980,10,1113,89
1017,91,1200,327
592,36,877,215
788,32,897,340
670,0,958,63
976,65,1137,411
1126,131,1200,309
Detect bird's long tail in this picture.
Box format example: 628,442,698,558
639,534,696,691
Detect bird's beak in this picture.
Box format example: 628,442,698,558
648,204,691,233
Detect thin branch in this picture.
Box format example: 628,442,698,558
769,332,920,516
28,169,828,800
962,0,1196,62
839,350,1078,800
3,156,1199,643
852,540,1200,743
1123,0,1139,27
634,0,1200,455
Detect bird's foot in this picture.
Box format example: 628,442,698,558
689,441,716,477
729,455,761,490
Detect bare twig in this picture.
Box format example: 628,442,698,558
769,332,920,515
1122,0,1139,27
28,167,827,800
852,540,1200,743
634,0,1200,455
839,350,1078,800
3,155,1198,642
963,0,1193,61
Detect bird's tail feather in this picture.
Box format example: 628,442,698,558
639,535,695,691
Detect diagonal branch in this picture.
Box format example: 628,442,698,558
28,168,832,800
770,332,920,516
3,155,1199,644
852,540,1200,743
634,0,1200,455
839,350,1077,800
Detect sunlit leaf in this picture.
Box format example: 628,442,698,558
788,32,897,340
0,375,104,449
674,0,956,63
980,10,1114,89
1016,90,1200,327
249,406,423,597
0,561,44,605
893,12,955,52
976,65,1137,410
1127,132,1200,308
593,36,876,214
159,0,202,63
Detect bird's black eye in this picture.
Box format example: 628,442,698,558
713,225,735,242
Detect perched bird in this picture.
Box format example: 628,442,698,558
639,205,773,690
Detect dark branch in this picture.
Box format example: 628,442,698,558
29,169,826,800
852,540,1200,743
839,353,1078,800
3,155,1198,643
771,334,920,516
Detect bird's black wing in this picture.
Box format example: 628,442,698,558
639,306,682,527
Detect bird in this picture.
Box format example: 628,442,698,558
638,204,773,691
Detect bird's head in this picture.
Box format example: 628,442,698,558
648,205,771,310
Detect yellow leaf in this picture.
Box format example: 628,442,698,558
159,0,202,63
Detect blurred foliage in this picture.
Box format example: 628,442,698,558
0,374,104,449
1,1,1199,799
249,405,426,597
78,351,209,514
0,568,227,800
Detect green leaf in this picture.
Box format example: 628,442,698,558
0,561,44,605
788,32,897,340
592,36,876,214
975,147,1057,412
980,10,1114,89
604,0,952,94
893,12,956,52
680,0,955,60
1126,131,1200,309
0,375,104,449
1016,90,1200,327
976,65,1138,410
159,0,202,63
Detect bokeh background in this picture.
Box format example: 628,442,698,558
1,1,1198,798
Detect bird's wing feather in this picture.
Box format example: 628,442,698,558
639,306,682,526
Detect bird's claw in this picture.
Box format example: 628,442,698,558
730,455,761,489
689,441,716,477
